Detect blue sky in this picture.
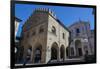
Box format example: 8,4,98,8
15,4,94,37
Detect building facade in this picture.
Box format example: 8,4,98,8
68,20,94,58
19,8,70,64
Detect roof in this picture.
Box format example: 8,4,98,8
49,13,70,33
68,20,90,28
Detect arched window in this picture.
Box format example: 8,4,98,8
52,26,56,34
27,47,32,55
32,31,36,36
76,28,80,36
76,28,80,33
51,47,57,60
51,42,59,60
25,46,32,64
62,33,65,39
34,46,42,63
39,26,44,33
75,40,82,56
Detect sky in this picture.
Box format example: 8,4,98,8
15,4,94,37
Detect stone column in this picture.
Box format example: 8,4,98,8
41,48,46,63
31,46,34,63
87,42,92,55
23,46,28,64
81,42,85,56
64,48,66,60
58,47,60,61
66,47,69,59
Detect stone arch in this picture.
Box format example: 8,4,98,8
24,45,32,64
18,46,24,63
75,40,83,56
84,45,88,55
60,45,65,60
66,47,69,57
39,25,44,33
51,42,59,60
33,43,42,63
27,46,32,55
